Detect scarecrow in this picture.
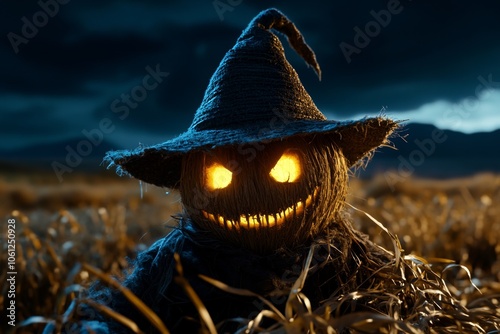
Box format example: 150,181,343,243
77,8,399,333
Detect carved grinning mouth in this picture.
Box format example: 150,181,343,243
202,188,317,230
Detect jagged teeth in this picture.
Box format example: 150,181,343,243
203,189,318,230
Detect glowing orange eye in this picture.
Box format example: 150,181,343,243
269,152,301,183
206,163,232,190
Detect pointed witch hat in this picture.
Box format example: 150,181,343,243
104,8,399,188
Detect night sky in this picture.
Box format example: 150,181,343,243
2,0,500,157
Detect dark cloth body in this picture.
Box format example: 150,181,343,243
73,219,374,333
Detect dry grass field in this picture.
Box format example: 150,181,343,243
1,170,499,333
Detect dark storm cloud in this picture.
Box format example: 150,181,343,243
1,0,500,153
0,106,69,146
90,22,239,134
307,1,500,113
1,19,164,95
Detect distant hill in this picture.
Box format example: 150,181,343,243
360,123,500,178
1,123,499,178
0,137,121,172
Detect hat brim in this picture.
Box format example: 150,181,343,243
104,116,399,188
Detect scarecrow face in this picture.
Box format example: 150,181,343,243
203,149,315,229
180,137,349,253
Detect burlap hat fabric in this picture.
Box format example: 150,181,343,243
104,8,399,188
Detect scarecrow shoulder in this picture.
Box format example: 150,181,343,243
71,228,188,333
